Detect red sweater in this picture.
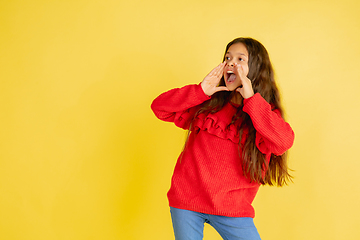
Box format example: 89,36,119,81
151,84,294,218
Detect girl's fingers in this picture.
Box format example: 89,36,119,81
213,62,225,77
218,62,226,72
209,62,223,77
208,62,225,81
235,63,250,85
234,63,244,77
233,63,254,98
201,62,227,96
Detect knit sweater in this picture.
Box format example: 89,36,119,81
151,84,294,218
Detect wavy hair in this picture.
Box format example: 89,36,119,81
187,37,292,186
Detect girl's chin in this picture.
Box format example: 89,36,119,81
225,83,241,91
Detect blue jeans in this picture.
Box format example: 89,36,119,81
170,207,262,240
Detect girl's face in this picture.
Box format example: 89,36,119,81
223,42,249,91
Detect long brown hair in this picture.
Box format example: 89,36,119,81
188,37,292,186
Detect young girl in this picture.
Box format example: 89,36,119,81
151,37,294,240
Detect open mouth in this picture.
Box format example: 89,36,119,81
226,71,236,83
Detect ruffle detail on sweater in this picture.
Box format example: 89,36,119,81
192,112,243,144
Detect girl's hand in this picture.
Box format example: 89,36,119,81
201,62,229,96
234,63,254,99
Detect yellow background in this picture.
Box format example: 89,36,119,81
1,0,359,239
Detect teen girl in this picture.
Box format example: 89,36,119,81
151,37,295,240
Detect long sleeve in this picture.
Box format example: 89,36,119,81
243,93,294,156
151,84,210,129
153,88,288,217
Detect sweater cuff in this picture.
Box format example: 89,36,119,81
243,92,264,106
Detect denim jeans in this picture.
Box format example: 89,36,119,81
170,207,262,240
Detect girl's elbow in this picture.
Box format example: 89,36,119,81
274,132,295,155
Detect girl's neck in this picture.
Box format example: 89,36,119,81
230,91,243,105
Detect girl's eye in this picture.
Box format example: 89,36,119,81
225,57,230,60
239,58,244,61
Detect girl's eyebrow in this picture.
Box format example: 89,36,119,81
226,52,248,57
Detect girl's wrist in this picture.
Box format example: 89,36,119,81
243,92,254,99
